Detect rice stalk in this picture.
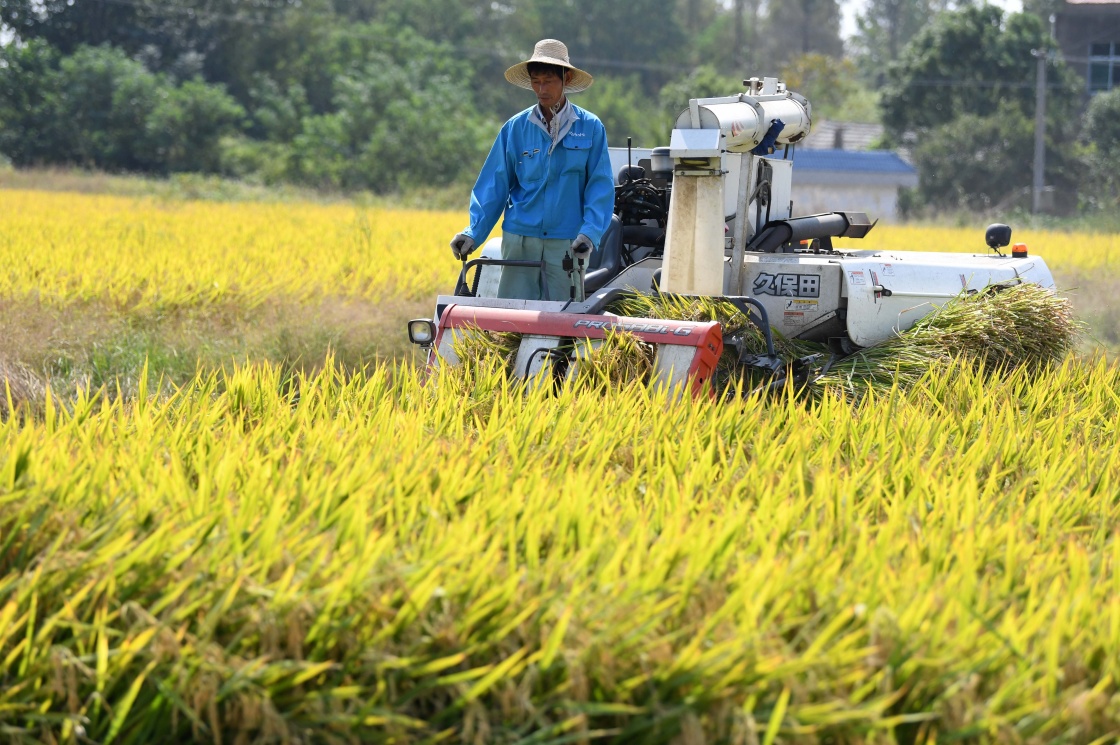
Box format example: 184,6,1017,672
606,283,1081,400
567,330,655,390
449,326,521,378
608,292,820,359
0,358,45,420
3,357,1120,743
608,293,826,392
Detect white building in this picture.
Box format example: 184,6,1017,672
790,148,918,222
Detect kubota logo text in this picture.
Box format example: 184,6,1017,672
753,272,821,298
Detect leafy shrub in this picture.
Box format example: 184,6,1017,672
1080,87,1120,211
0,42,243,174
147,79,246,173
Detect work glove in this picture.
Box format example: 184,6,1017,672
571,233,593,262
450,232,475,260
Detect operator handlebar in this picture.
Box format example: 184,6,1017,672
454,258,550,300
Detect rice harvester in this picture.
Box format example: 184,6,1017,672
407,76,1056,395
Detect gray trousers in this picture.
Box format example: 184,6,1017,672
498,231,574,301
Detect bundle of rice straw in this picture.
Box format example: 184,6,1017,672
813,282,1081,398
1,358,44,419
611,283,1079,399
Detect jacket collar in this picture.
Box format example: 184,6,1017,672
530,101,578,151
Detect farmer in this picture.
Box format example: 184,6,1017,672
449,39,615,301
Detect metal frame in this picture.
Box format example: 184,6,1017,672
454,258,550,300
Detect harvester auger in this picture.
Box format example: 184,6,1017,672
407,76,1056,396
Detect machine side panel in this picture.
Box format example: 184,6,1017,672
1009,258,1056,289
739,256,843,340
762,159,793,223
840,254,1054,347
602,258,662,293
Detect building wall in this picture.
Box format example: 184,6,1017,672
792,184,904,222
1057,6,1120,92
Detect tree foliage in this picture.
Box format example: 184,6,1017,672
758,0,844,69
851,0,940,82
913,106,1036,211
879,5,1079,140
0,0,860,190
0,42,243,173
780,54,862,118
220,25,495,192
879,5,1087,212
1080,88,1120,210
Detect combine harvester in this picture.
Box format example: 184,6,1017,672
407,77,1057,396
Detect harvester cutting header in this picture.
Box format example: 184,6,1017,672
409,71,1057,396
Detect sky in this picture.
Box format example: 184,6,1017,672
839,0,1025,38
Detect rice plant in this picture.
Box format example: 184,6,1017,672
2,358,1120,743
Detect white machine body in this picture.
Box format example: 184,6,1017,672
672,90,813,153
740,250,1056,347
661,78,812,295
659,128,726,295
598,247,1055,348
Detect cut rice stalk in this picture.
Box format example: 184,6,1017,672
814,283,1082,400
567,329,655,390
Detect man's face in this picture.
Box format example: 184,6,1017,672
531,70,569,110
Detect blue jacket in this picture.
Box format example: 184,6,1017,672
463,103,615,247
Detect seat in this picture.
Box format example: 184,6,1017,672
583,215,624,293
617,164,645,185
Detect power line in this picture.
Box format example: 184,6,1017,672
890,77,1084,90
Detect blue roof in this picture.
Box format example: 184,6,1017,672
792,148,916,174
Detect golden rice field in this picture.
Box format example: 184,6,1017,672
2,187,1120,744
0,190,1119,311
0,190,464,309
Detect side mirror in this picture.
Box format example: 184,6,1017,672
985,223,1012,249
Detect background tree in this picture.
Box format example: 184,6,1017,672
758,0,844,70
0,41,66,167
913,105,1036,211
1079,88,1120,210
0,0,985,199
780,54,862,119
1021,0,1064,20
0,41,243,173
510,0,687,95
879,5,1079,140
851,0,938,84
1,0,154,55
575,76,666,147
657,65,745,126
882,6,1083,212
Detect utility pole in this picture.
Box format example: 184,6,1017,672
1032,14,1056,214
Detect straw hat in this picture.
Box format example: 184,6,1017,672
504,39,594,93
